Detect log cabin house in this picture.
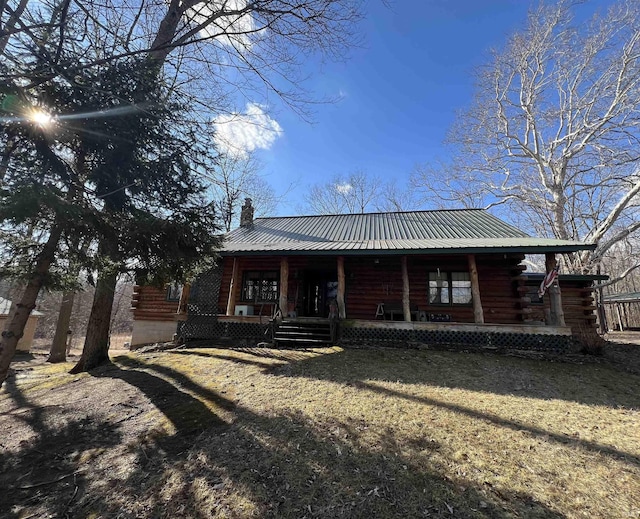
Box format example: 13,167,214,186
131,201,603,352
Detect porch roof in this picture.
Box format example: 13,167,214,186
222,209,594,256
603,291,640,304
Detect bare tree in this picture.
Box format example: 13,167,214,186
0,0,31,56
303,171,420,215
598,233,640,289
374,179,420,213
414,0,640,274
203,153,279,232
303,171,383,214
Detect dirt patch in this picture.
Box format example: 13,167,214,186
1,351,233,518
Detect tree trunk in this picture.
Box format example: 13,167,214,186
47,290,75,363
0,225,63,385
70,236,119,374
545,253,566,327
147,0,184,66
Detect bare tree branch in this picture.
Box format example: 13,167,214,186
415,0,640,275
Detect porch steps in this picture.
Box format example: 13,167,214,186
274,319,333,347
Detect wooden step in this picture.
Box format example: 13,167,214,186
274,337,333,347
273,319,332,347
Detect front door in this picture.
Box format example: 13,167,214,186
302,271,337,317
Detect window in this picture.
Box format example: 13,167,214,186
242,271,279,302
429,271,472,305
429,271,449,304
166,283,182,302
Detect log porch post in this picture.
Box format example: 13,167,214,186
279,257,289,317
467,254,484,324
401,256,411,322
616,303,624,331
178,283,191,314
226,257,239,316
337,256,346,319
545,253,566,326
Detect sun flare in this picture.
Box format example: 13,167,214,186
30,109,53,127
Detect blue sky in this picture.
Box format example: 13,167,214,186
215,0,614,216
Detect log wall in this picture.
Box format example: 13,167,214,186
344,253,524,323
133,255,599,337
131,285,179,321
215,253,526,323
527,279,598,335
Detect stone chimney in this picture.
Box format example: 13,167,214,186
240,198,254,227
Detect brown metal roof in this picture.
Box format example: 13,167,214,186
222,209,594,256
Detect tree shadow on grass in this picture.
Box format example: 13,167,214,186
98,356,235,436
75,366,566,519
1,350,614,518
0,376,122,519
262,348,640,468
172,344,640,409
150,347,640,469
1,355,237,518
171,346,320,364
267,346,640,408
169,348,278,370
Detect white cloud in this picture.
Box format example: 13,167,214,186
335,183,353,194
188,0,256,48
213,103,283,157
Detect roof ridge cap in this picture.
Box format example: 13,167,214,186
254,208,486,220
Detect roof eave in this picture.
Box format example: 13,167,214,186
220,243,594,257
526,273,609,281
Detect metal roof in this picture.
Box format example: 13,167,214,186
525,273,609,282
222,209,595,256
602,291,640,304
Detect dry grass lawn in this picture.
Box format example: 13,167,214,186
1,344,638,518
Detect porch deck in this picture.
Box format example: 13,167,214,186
180,315,575,352
216,314,571,336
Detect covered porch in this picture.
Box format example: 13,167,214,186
220,251,569,328
174,250,580,351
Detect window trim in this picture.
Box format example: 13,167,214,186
428,271,472,306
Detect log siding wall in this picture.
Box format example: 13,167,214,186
131,285,179,321
343,254,524,323
216,254,526,323
527,280,598,334
132,255,599,335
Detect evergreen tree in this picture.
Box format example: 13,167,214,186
0,54,221,382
